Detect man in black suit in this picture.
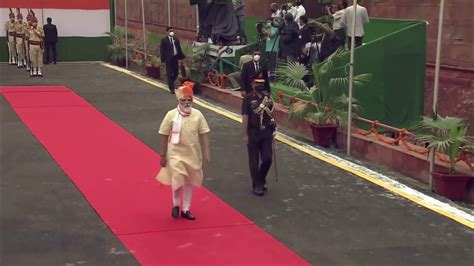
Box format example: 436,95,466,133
43,17,58,64
279,13,300,63
160,27,185,94
240,51,270,96
297,15,312,63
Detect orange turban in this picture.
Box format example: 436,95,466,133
175,82,194,99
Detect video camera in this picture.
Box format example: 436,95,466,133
271,17,285,31
255,21,266,40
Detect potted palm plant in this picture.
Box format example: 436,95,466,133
105,26,135,67
143,55,161,79
277,49,371,147
189,43,211,83
415,113,473,200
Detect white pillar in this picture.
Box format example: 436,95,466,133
346,0,358,156
167,0,171,26
124,0,128,69
429,0,445,191
141,0,147,60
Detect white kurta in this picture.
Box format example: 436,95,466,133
156,108,210,190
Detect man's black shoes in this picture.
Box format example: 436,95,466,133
181,211,196,220
171,206,179,218
253,188,264,196
172,207,196,220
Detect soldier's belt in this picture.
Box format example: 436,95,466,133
29,40,41,45
16,33,25,37
9,32,16,36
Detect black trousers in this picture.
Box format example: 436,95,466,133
165,57,179,93
247,128,273,189
348,36,363,47
44,41,57,63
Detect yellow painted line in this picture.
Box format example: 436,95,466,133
101,62,474,229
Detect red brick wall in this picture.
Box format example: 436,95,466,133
116,0,474,133
364,0,473,70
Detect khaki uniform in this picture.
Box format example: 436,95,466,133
14,21,27,67
27,26,44,73
25,24,31,70
5,20,17,64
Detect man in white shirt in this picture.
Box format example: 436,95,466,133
270,3,280,18
326,2,348,46
287,2,297,18
294,0,306,25
342,2,369,47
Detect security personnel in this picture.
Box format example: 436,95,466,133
25,9,34,71
14,8,27,68
241,79,276,196
27,14,45,77
5,8,17,65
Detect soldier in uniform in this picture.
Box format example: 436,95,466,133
25,9,34,71
5,8,17,65
27,14,45,77
241,80,276,196
14,8,27,68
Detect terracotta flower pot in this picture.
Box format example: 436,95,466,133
432,172,472,201
145,66,161,79
309,124,338,148
116,58,126,67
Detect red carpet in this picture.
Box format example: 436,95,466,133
1,86,310,265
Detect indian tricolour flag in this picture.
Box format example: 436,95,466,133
1,0,113,61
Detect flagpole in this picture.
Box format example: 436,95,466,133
124,0,128,69
113,0,117,29
141,0,147,61
429,0,445,191
167,0,171,27
196,4,199,34
346,0,357,156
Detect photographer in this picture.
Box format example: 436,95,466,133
298,15,311,62
279,13,299,62
264,17,280,81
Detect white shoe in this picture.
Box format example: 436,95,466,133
37,68,43,77
30,68,34,77
26,65,30,71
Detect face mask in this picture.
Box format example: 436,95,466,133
169,31,174,37
254,85,265,92
253,55,261,62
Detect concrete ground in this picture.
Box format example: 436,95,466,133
1,62,473,266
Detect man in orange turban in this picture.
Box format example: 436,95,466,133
156,85,211,220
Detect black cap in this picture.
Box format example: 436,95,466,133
166,26,173,32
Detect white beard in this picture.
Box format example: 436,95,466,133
182,105,192,113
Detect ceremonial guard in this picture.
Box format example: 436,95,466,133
14,8,27,68
27,12,45,77
241,80,276,196
25,9,34,71
5,8,17,65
